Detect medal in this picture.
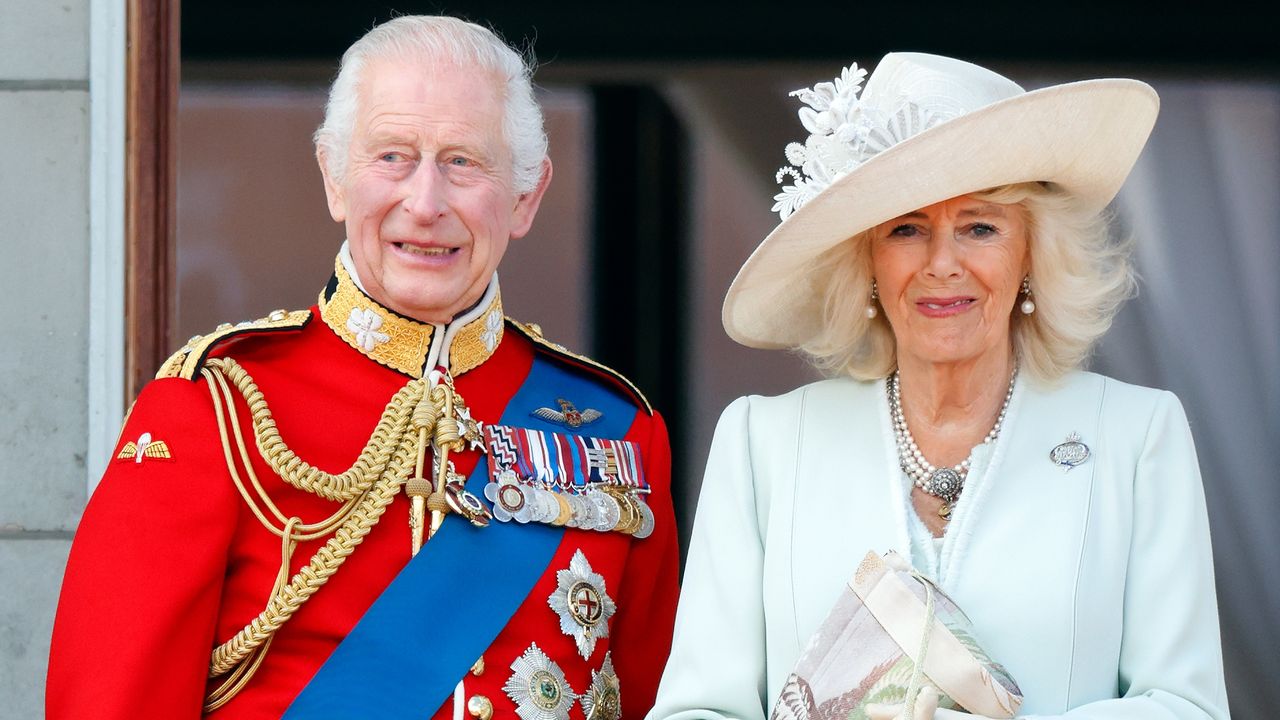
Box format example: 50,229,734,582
587,490,621,532
604,486,643,536
445,481,493,528
633,498,655,539
503,643,577,720
1050,432,1091,471
581,653,621,720
547,550,617,660
486,473,535,523
551,493,574,527
523,486,551,524
569,493,596,529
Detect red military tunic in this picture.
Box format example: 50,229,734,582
48,260,679,719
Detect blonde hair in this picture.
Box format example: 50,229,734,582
799,182,1135,382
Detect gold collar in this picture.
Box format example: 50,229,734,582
318,258,504,377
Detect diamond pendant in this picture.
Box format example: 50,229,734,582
924,467,963,504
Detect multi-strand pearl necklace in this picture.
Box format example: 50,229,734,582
888,366,1017,517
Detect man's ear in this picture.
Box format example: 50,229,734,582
508,157,554,240
317,148,347,223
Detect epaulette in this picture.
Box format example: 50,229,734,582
505,318,653,415
156,309,312,381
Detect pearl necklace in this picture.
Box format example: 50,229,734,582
888,367,1017,517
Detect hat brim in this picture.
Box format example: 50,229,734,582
722,78,1158,349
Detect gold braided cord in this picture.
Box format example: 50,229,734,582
209,357,423,502
205,441,414,677
198,358,427,697
205,368,358,541
203,517,299,713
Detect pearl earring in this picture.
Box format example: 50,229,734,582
1020,277,1036,315
866,281,879,319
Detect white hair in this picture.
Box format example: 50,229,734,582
800,182,1137,383
314,15,547,192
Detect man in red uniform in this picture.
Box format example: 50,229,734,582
48,15,678,720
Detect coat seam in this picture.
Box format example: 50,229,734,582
1066,375,1107,708
789,384,810,651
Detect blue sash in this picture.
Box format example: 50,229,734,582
283,356,638,718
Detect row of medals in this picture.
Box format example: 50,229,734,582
486,469,656,539
433,404,655,539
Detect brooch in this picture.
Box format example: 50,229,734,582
1049,432,1091,471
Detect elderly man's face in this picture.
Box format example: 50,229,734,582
320,57,550,324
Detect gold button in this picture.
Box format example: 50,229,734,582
467,694,493,720
268,309,287,322
470,656,485,676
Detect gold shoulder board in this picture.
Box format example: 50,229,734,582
156,309,311,381
505,318,653,415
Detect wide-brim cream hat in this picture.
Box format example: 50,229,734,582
723,52,1158,349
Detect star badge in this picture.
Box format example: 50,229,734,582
548,549,617,660
532,399,603,429
503,642,577,720
115,432,172,464
581,652,622,720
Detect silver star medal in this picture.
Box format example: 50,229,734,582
581,652,622,720
1050,432,1091,471
548,549,617,660
503,642,577,720
486,469,535,523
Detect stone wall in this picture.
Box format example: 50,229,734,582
0,0,92,717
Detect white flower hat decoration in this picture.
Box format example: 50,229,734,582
723,51,1159,349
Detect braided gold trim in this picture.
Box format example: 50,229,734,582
318,258,505,377
215,357,420,503
447,292,504,375
319,262,435,376
157,310,310,381
200,358,429,708
506,319,652,414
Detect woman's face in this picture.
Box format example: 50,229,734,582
870,194,1029,371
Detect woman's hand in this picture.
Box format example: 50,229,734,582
864,686,1005,720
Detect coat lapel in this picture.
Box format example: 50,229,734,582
786,378,911,649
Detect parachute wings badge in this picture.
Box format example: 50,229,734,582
115,432,173,463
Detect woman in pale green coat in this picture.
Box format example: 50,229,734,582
649,52,1229,720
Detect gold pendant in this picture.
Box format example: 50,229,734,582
938,503,951,519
